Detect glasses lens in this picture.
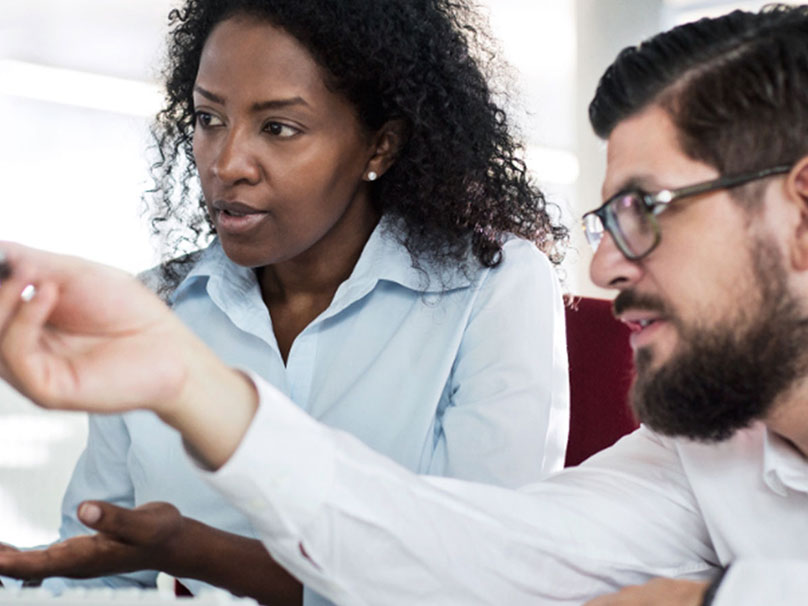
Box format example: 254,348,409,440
583,213,604,251
611,193,657,258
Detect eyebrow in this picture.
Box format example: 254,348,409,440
193,85,309,112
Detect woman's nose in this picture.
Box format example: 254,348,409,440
212,129,261,186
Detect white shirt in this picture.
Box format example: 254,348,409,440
204,375,808,605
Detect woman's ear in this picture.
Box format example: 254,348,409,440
363,119,408,182
786,156,808,271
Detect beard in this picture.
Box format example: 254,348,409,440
627,238,808,442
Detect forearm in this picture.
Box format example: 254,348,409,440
167,519,302,606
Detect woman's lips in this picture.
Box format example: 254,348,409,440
212,201,268,234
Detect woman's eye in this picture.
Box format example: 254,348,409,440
194,111,223,128
264,122,299,138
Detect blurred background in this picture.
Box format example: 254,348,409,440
0,0,780,548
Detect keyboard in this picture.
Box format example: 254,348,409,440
0,587,259,605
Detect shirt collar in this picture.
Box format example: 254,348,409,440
171,242,256,305
172,216,472,302
168,216,474,325
347,216,472,294
761,425,808,496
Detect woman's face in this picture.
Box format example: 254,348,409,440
192,15,379,268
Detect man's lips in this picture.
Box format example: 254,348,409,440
620,312,664,333
618,310,669,350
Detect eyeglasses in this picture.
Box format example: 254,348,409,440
582,164,793,260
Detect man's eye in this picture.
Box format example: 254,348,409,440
194,111,223,128
264,122,299,138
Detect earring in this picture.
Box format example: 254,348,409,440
367,171,378,182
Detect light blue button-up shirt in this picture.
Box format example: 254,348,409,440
50,221,569,597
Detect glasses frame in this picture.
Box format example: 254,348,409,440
582,164,793,260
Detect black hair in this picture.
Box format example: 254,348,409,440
146,0,568,287
589,4,808,177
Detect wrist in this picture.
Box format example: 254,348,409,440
160,345,259,470
155,516,212,580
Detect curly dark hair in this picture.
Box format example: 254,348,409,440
146,0,568,287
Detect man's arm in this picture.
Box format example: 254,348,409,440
201,374,719,605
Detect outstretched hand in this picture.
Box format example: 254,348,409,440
0,243,199,417
0,243,258,469
0,500,303,605
0,502,185,582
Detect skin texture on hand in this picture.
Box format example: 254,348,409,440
0,501,302,605
0,244,192,414
584,578,709,606
0,242,257,470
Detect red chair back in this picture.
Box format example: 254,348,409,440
564,296,638,466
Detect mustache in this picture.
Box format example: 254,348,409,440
613,290,670,317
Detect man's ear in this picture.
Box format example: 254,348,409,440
363,119,408,182
786,156,808,271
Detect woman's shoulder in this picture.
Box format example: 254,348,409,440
136,250,205,303
493,237,555,279
469,237,563,313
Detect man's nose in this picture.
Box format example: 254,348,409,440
589,231,643,290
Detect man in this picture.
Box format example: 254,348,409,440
0,4,807,605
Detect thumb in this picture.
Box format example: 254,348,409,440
77,502,104,526
78,501,182,546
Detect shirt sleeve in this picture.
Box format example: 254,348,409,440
45,414,158,591
428,239,569,486
202,375,717,606
712,560,808,605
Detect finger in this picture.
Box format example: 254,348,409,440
79,501,182,546
0,250,10,281
0,263,42,385
0,257,36,331
0,529,151,581
0,281,62,403
0,242,84,285
0,543,87,580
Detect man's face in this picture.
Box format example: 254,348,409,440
589,105,808,441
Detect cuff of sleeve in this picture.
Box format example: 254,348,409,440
194,369,336,543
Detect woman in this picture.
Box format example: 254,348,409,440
0,0,569,604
